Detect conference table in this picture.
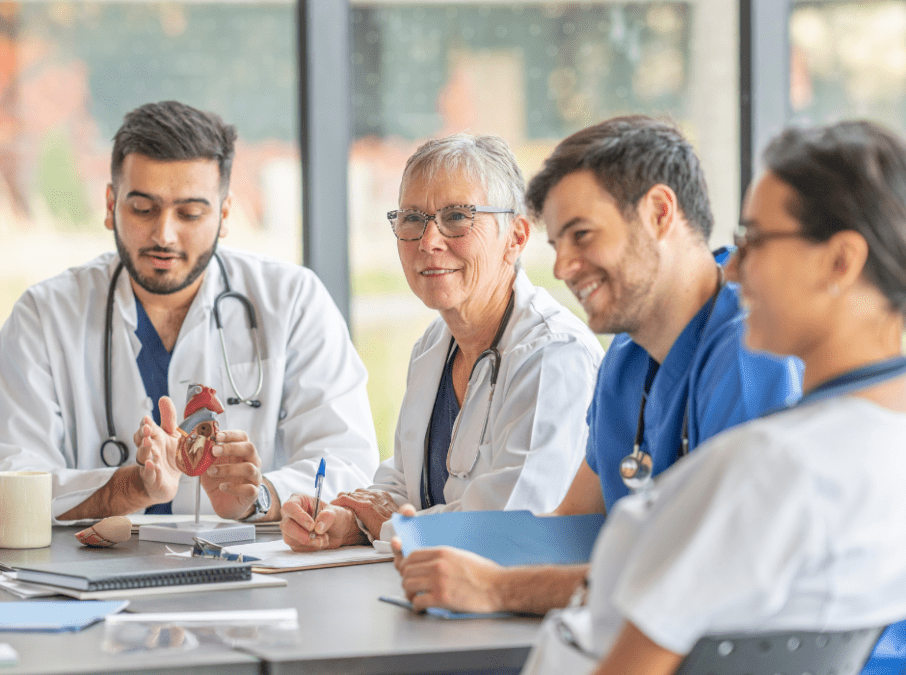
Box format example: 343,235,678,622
0,527,542,675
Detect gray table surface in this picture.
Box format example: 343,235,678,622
0,527,541,675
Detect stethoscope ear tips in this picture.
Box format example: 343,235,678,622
619,452,653,493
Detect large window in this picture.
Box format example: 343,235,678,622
349,0,741,458
0,1,301,322
791,0,906,133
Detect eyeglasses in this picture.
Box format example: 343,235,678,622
733,222,813,261
387,204,514,241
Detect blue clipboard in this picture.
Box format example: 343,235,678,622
0,600,129,632
392,510,606,566
378,595,513,620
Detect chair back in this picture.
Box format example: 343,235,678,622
674,627,886,675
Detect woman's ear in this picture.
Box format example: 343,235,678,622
826,229,869,292
504,215,531,265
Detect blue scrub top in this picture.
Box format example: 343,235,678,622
586,255,804,511
421,345,459,508
134,296,173,515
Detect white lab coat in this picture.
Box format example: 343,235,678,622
371,269,603,522
0,247,379,519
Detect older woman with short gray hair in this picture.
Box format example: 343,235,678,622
281,133,603,550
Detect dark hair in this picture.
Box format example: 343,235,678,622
764,120,906,314
526,115,714,239
111,101,237,197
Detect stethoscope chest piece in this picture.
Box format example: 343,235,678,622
100,436,129,468
619,451,653,493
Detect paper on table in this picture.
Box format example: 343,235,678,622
0,572,60,599
0,600,128,632
222,539,393,573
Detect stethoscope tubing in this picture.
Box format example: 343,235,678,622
620,266,725,493
99,252,263,467
421,290,515,508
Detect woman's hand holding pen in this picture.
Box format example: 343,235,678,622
281,494,366,551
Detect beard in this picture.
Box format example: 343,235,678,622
587,223,660,336
112,212,220,296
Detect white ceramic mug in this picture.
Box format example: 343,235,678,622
0,471,52,549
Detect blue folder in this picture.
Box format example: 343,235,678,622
0,600,129,632
392,510,606,566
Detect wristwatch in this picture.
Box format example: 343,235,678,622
242,482,272,522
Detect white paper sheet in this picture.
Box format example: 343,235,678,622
224,540,393,570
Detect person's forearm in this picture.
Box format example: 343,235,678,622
493,563,588,615
59,465,152,520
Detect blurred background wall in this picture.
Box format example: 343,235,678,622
0,0,901,458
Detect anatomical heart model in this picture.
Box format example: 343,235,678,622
176,384,224,476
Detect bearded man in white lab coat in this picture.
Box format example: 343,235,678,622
0,101,379,522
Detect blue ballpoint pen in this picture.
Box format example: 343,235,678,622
310,458,326,539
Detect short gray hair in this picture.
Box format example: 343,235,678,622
399,133,526,236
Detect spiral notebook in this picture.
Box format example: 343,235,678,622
13,556,252,592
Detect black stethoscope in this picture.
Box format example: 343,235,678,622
100,252,263,467
421,291,516,508
619,267,725,493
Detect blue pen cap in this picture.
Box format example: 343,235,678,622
315,457,326,486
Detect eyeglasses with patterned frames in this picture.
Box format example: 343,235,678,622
387,204,515,241
733,222,813,261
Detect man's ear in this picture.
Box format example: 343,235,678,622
104,184,116,232
504,215,531,265
639,184,679,241
219,193,232,239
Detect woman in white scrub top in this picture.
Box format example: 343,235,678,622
523,121,906,675
280,133,603,550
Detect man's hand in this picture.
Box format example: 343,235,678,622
281,493,366,551
133,396,181,504
331,488,399,540
397,545,504,614
202,430,265,520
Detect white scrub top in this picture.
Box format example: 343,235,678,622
522,396,906,675
371,269,603,524
0,246,379,519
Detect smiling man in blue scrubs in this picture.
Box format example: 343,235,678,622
394,115,803,616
